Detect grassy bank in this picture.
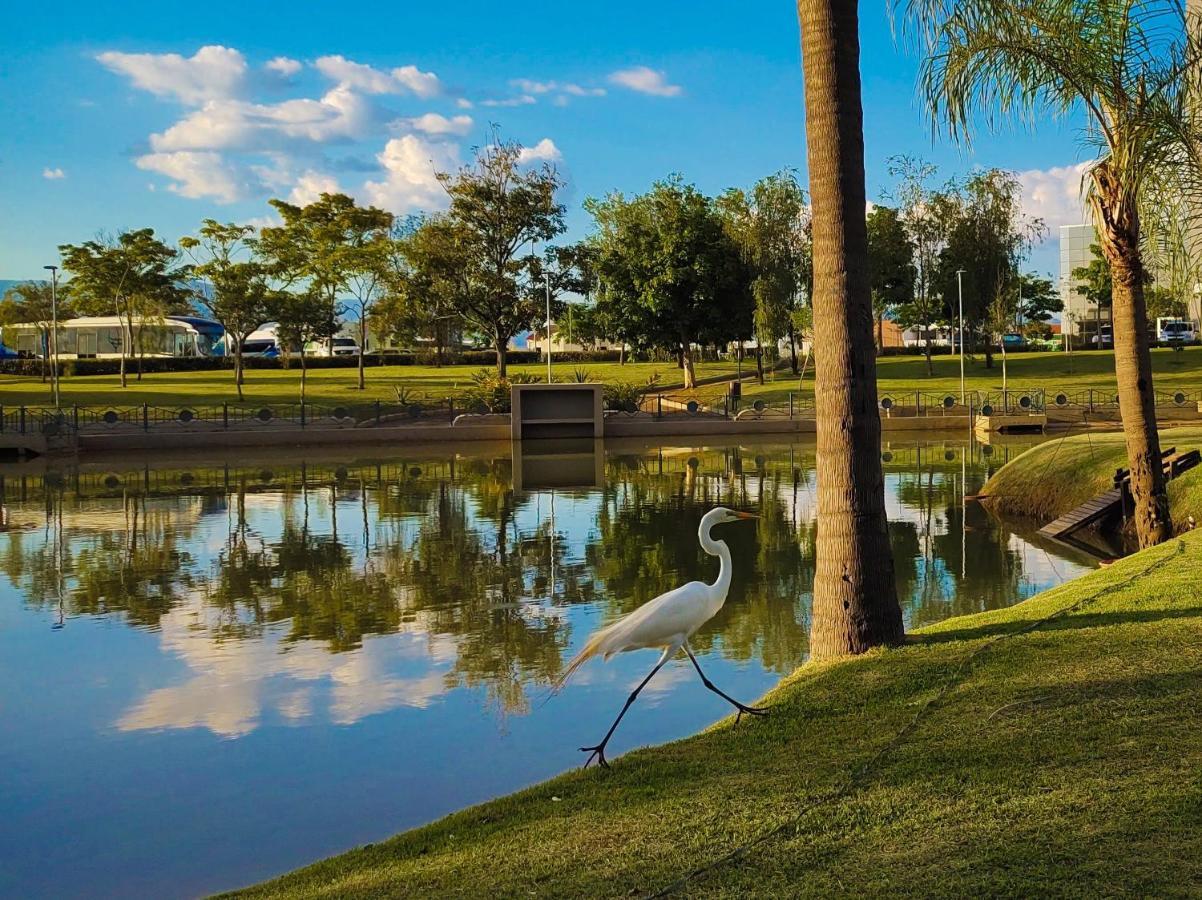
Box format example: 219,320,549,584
232,531,1202,898
743,344,1202,403
981,426,1202,526
2,346,1200,408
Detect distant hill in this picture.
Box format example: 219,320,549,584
0,279,39,295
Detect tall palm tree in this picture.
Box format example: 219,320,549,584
797,0,905,657
907,0,1199,548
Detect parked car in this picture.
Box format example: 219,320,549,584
306,337,361,357
1000,333,1027,350
0,343,21,359
1156,318,1197,345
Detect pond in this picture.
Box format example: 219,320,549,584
0,436,1096,898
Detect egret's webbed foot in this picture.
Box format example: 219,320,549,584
733,703,769,725
579,743,610,769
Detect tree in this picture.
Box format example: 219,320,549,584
887,155,947,374
437,133,566,375
59,229,188,387
718,170,812,380
1015,273,1062,330
374,214,469,366
179,220,274,400
797,0,904,657
1072,243,1113,346
259,193,392,390
272,290,339,403
865,205,915,354
587,177,753,389
912,0,1195,546
933,170,1044,374
0,281,75,382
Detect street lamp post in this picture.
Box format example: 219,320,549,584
544,268,553,383
955,268,966,405
43,264,60,409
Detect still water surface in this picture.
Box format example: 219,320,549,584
0,437,1094,898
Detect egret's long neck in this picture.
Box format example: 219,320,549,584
699,521,733,602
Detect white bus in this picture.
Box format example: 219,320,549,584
2,315,225,359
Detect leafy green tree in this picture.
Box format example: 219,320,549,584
912,0,1196,545
272,290,340,403
0,281,75,382
887,155,948,373
374,214,469,366
59,229,188,387
179,220,274,400
259,193,392,390
866,205,915,354
588,177,753,389
933,170,1043,375
436,132,566,375
1015,273,1062,330
1072,243,1113,345
718,170,811,379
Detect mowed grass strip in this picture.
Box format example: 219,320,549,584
742,345,1202,404
228,531,1202,899
0,361,738,408
3,345,1201,409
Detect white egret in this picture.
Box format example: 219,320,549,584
561,506,767,768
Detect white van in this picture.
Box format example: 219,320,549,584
1156,318,1197,345
306,336,361,357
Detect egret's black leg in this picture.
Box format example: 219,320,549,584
684,645,768,724
580,656,670,769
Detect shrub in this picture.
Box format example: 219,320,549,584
459,370,540,413
603,380,653,413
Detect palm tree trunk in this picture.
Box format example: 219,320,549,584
1091,178,1171,546
798,0,903,658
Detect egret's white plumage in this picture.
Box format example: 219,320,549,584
562,506,766,768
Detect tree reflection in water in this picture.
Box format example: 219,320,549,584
0,437,1093,725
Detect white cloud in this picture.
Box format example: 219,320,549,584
608,65,682,97
1018,162,1093,233
150,87,374,152
364,134,457,214
288,170,341,205
456,98,474,109
396,112,473,136
510,78,604,98
264,56,302,78
518,137,562,165
480,94,537,108
135,150,249,203
314,55,442,98
42,167,66,180
97,45,247,105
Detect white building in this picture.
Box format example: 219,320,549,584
1059,223,1108,337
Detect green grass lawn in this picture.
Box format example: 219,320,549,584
0,360,738,408
229,530,1202,898
744,345,1202,404
981,425,1202,527
1,347,1199,409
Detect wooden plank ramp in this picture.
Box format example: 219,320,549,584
1037,446,1200,542
1038,487,1124,540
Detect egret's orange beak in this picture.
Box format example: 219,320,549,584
735,511,759,520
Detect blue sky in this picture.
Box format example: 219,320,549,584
1,0,1092,281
